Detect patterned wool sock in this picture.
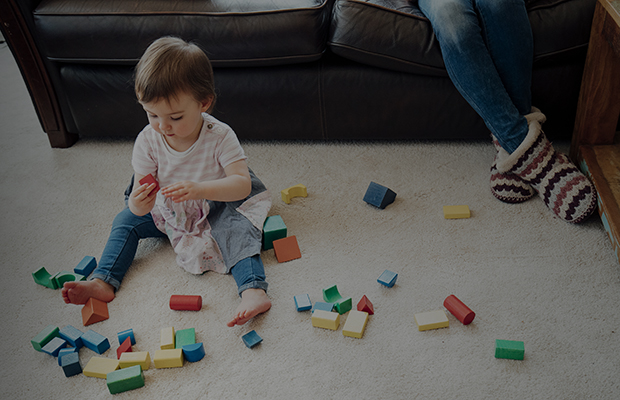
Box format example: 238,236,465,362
490,136,535,203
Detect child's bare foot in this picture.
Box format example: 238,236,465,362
62,279,115,305
227,288,271,327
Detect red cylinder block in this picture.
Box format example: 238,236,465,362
443,295,475,325
170,295,202,311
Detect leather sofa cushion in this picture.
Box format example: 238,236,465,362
329,0,596,76
33,0,333,67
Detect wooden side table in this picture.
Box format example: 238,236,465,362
570,0,620,262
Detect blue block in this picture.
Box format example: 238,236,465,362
363,182,396,209
294,294,312,312
60,352,82,377
242,330,263,349
74,256,97,276
182,342,206,362
41,337,67,357
57,347,79,366
312,302,335,313
82,329,110,354
117,329,136,345
378,269,398,287
59,325,84,348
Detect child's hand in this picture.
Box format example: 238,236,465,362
129,182,157,215
161,181,203,203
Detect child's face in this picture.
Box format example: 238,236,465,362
141,92,211,152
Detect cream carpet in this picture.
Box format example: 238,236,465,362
1,42,619,400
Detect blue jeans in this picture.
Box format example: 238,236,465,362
418,0,533,154
91,207,268,296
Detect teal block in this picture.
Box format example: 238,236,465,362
182,343,205,362
495,339,525,360
117,328,136,345
175,328,196,349
263,215,287,250
31,325,60,351
363,182,396,209
41,337,67,357
58,347,79,366
294,294,312,312
107,365,145,394
74,256,97,276
377,270,398,287
60,352,82,377
59,325,84,348
312,302,334,313
82,330,110,354
242,330,263,349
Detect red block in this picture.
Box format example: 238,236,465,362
139,173,160,193
357,295,374,315
170,295,202,311
116,336,133,359
443,294,475,325
81,297,109,326
273,236,301,263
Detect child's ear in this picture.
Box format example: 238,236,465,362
201,97,213,112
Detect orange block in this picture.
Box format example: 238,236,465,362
82,297,109,326
273,236,301,263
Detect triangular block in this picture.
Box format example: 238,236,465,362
357,295,374,315
82,297,109,326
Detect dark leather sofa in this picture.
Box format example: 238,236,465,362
0,0,597,148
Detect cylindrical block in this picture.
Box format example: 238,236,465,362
443,294,475,325
170,295,202,311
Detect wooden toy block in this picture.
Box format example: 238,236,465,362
59,325,84,348
443,205,471,219
119,351,151,370
117,336,133,359
263,215,287,250
153,349,184,368
495,339,525,360
81,297,109,326
414,310,450,331
182,343,205,362
83,357,119,378
377,270,398,288
32,267,58,289
160,327,175,350
334,297,352,314
74,256,97,276
81,329,110,354
311,310,340,330
294,294,312,312
281,183,308,205
58,347,79,366
444,294,475,325
363,181,396,209
312,302,335,313
41,337,67,357
117,329,136,345
273,235,301,263
169,295,202,311
357,295,374,315
51,271,86,289
242,330,263,349
322,285,352,314
31,325,59,352
60,352,82,377
107,365,145,394
175,328,196,349
139,173,160,193
342,310,370,339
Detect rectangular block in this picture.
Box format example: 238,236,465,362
495,339,525,360
107,365,145,394
377,269,398,288
59,325,84,348
342,310,369,339
312,302,334,313
273,235,301,263
160,327,175,350
41,337,67,357
294,294,312,312
119,351,151,370
175,328,196,349
31,325,59,352
60,352,82,377
443,205,471,219
311,310,340,330
82,329,110,354
154,349,184,368
117,328,136,345
83,357,120,378
74,256,97,276
414,310,449,331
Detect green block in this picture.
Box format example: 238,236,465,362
175,328,196,349
263,215,287,250
334,297,352,315
495,339,525,360
107,365,145,394
323,285,352,315
31,325,60,352
51,271,86,289
32,267,58,289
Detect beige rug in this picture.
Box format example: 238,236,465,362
1,43,619,400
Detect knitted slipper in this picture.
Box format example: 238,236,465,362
490,136,535,203
495,115,597,223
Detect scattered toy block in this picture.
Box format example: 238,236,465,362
281,184,308,204
51,271,86,289
139,173,160,193
41,337,67,357
334,298,352,314
357,295,374,315
160,327,175,350
495,339,525,360
60,352,82,377
363,182,396,209
175,328,196,349
153,349,184,368
294,294,312,312
273,235,301,263
59,325,84,348
117,337,133,359
119,351,151,370
74,256,97,276
343,310,370,339
414,310,450,331
312,302,335,313
322,285,352,314
31,325,60,352
81,329,110,354
83,357,120,378
117,329,136,345
444,294,475,325
443,205,471,219
107,365,145,394
169,295,202,311
58,347,79,366
32,267,58,289
377,270,398,288
242,330,263,349
263,215,287,250
182,343,205,362
311,310,340,330
82,297,109,326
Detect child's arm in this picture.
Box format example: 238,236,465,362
128,173,158,216
161,159,252,203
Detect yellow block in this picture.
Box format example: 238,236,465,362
281,184,308,204
342,310,369,339
311,310,340,330
414,310,450,331
154,349,184,369
119,351,151,370
443,205,470,219
160,327,175,350
83,357,120,378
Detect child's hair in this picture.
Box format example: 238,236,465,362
135,37,216,111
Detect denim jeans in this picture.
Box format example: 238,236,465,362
418,0,533,153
